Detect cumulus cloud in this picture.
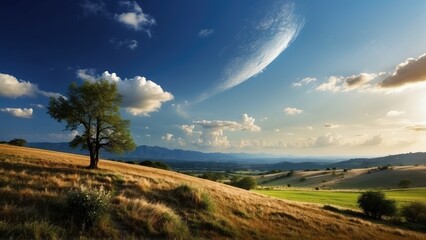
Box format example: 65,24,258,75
198,29,214,38
197,2,303,102
0,73,37,98
361,135,383,146
386,110,405,117
380,53,426,88
314,133,343,147
77,70,174,116
406,124,426,131
194,114,261,132
180,125,196,136
292,77,316,87
0,108,33,118
162,133,174,141
193,114,260,149
316,73,377,92
284,107,303,115
115,1,155,35
315,53,426,93
0,73,63,99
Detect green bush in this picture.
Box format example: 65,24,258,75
66,186,111,231
139,160,171,170
398,179,411,188
233,177,257,190
401,201,426,223
357,191,396,220
8,138,27,146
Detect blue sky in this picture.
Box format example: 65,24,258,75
1,0,426,157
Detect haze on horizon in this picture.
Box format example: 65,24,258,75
1,0,426,157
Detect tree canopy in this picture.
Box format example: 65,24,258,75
48,80,135,169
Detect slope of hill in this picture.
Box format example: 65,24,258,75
0,144,425,239
258,166,426,189
333,152,426,168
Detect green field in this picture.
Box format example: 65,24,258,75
255,188,426,209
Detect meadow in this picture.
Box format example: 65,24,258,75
255,188,426,209
0,144,425,239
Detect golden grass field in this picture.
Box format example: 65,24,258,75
1,144,425,239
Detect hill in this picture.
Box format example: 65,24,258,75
332,152,426,168
258,166,426,189
0,144,425,239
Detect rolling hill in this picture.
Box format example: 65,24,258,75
0,144,425,239
26,142,426,171
257,166,426,189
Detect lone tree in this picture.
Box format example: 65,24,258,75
357,190,397,220
48,80,135,169
398,179,412,188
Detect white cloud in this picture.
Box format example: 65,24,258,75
180,125,196,136
77,70,174,116
380,53,426,88
406,124,426,132
48,130,79,142
0,73,63,99
292,77,316,87
196,129,230,149
324,124,340,129
162,133,174,141
314,133,343,147
316,73,377,92
193,114,260,149
0,108,33,118
197,3,303,102
361,135,383,146
284,107,303,115
81,0,107,15
115,1,155,35
111,39,138,50
30,104,44,109
198,29,214,38
194,114,261,132
0,73,37,98
386,110,405,117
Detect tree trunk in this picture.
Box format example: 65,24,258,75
87,144,98,169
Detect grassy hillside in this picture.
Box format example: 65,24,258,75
258,166,426,189
0,144,425,239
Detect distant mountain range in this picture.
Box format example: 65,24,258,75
26,142,426,170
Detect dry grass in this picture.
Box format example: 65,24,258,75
0,144,425,239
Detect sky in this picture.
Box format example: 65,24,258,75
1,0,426,157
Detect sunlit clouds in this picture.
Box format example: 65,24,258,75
77,70,173,116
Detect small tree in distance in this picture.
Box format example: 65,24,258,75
357,190,397,220
48,80,135,169
8,138,27,146
398,179,411,188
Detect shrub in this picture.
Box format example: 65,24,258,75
299,177,306,182
398,179,411,188
66,186,111,231
139,160,171,170
172,185,214,211
357,191,397,220
8,138,27,146
401,201,426,223
233,177,257,190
